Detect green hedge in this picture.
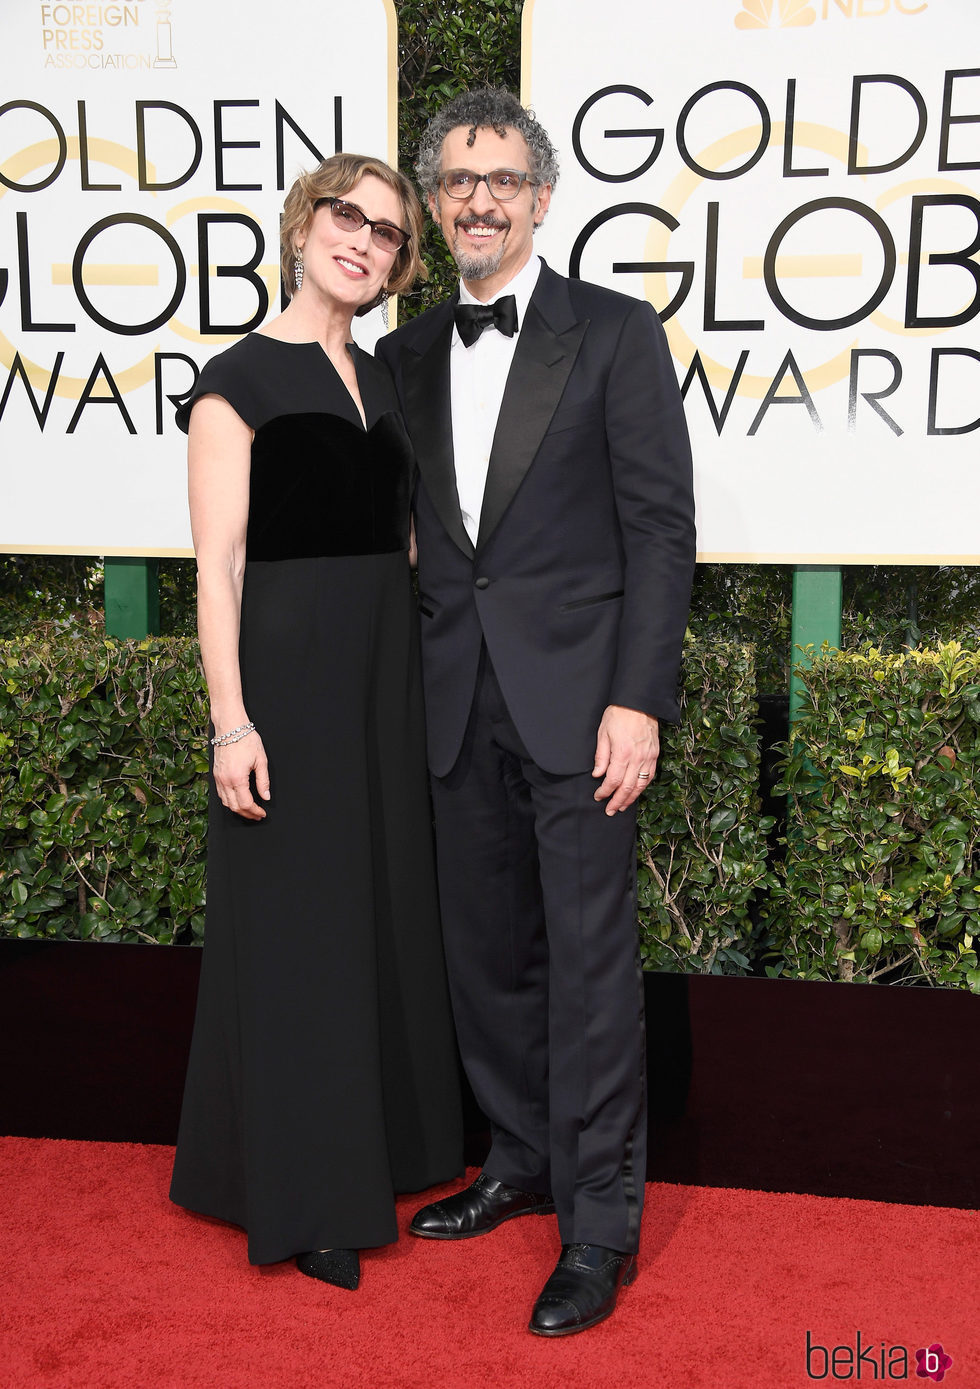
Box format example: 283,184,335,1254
1,634,772,962
638,640,773,974
0,637,208,944
6,632,977,990
765,643,980,992
396,0,523,320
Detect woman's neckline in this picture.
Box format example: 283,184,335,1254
254,333,357,352
250,334,365,429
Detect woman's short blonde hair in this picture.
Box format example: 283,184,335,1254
280,153,427,312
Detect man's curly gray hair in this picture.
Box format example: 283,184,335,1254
415,87,560,195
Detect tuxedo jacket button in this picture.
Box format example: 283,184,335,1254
474,577,490,590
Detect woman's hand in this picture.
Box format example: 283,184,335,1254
213,732,271,820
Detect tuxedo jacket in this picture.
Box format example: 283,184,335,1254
376,261,696,778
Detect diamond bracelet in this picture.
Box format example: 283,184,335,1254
211,721,256,748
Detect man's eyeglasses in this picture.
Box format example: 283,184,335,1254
314,197,410,253
440,169,538,202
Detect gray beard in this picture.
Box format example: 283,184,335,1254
452,232,506,281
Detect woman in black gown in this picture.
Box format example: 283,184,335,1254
169,154,462,1290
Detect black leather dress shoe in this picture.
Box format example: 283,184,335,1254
528,1243,637,1336
410,1172,555,1239
295,1248,360,1290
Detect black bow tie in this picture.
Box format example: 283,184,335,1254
454,295,519,348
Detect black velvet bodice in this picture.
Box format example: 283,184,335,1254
175,333,414,561
246,411,413,560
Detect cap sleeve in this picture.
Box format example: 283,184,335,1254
174,341,259,434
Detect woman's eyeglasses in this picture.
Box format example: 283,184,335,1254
314,197,410,253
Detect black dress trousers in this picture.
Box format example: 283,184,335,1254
429,650,647,1254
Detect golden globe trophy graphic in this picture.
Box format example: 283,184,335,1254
153,3,177,69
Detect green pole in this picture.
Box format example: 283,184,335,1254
790,565,842,724
104,558,159,638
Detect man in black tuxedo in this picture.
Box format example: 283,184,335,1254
377,88,695,1336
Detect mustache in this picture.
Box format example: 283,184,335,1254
454,214,510,231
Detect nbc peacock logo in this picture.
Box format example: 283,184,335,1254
735,0,816,28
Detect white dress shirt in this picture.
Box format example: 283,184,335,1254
450,254,542,546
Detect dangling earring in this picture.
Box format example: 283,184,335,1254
380,285,389,329
294,250,304,293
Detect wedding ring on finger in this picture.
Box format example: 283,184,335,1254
637,771,651,780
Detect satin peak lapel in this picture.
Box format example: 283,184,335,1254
476,301,588,552
402,312,474,559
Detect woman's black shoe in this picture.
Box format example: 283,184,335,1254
296,1248,360,1290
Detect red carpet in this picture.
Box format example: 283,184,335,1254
0,1138,976,1388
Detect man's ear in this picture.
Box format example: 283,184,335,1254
427,189,440,222
533,182,552,227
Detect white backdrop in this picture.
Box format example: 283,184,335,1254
524,0,980,561
0,0,396,556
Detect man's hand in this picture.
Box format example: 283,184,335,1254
592,705,660,815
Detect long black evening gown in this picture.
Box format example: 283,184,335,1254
169,333,462,1265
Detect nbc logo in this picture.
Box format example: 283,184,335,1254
735,0,816,26
735,0,928,24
